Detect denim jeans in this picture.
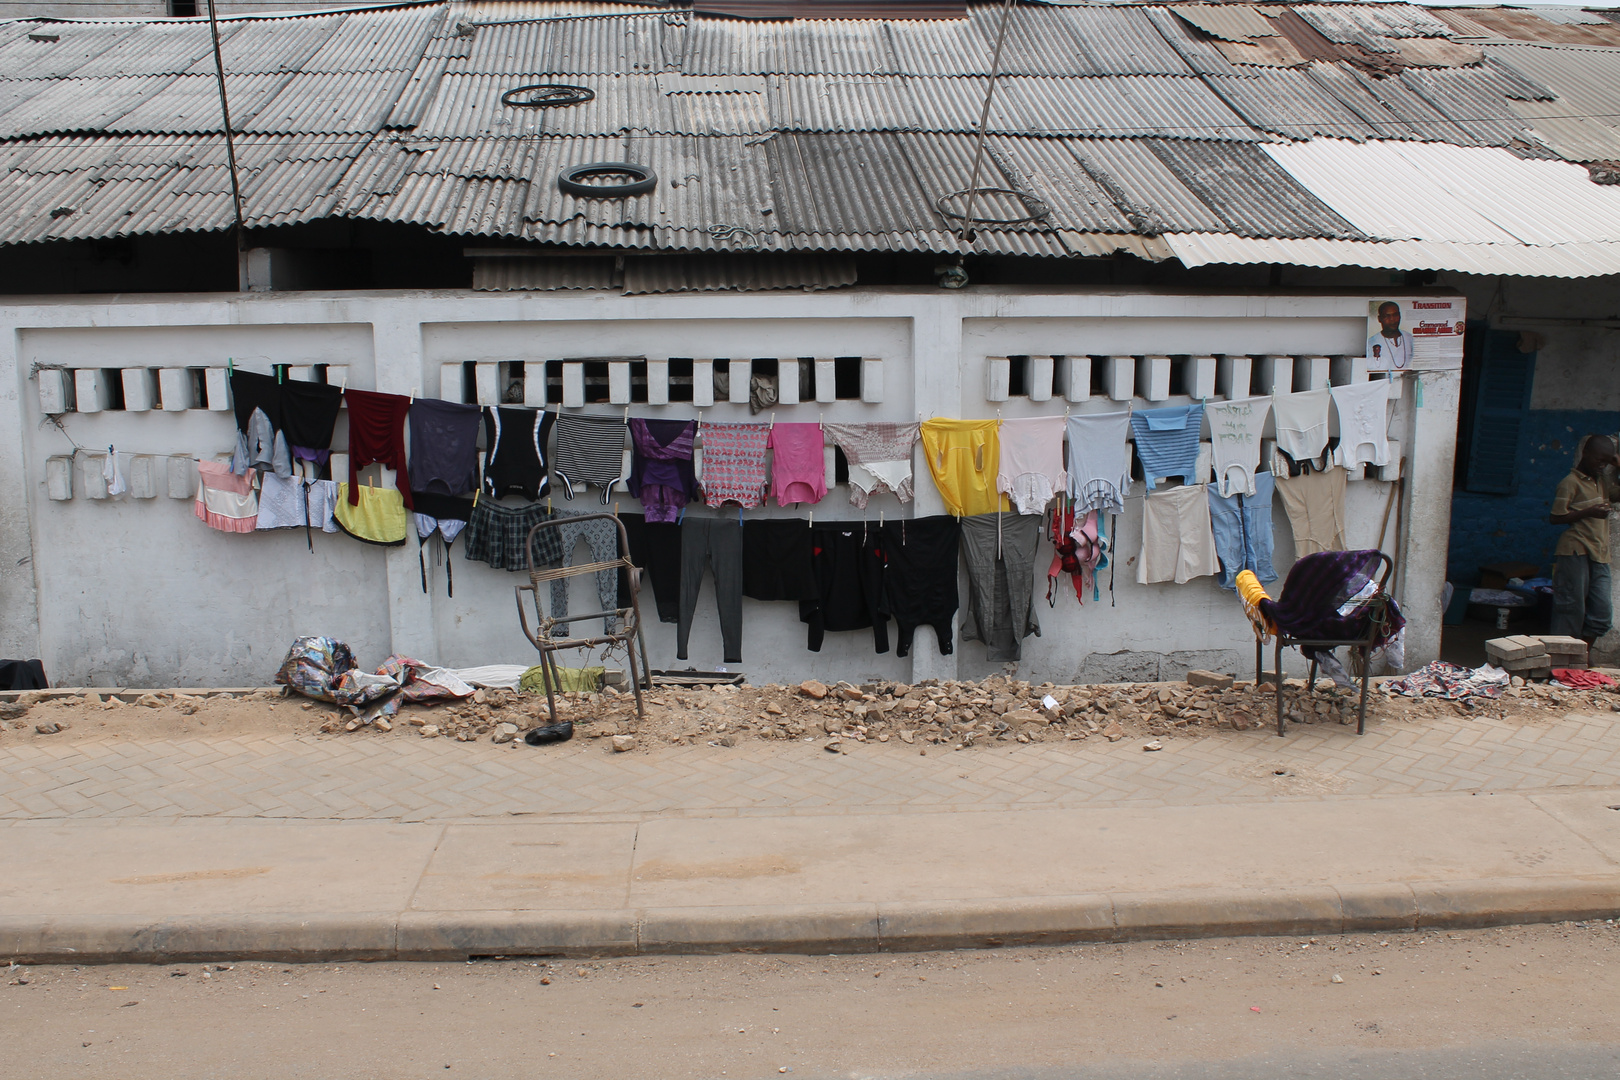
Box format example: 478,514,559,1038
1208,470,1278,590
1551,554,1613,640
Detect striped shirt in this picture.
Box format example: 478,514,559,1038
1129,403,1204,491
552,413,628,503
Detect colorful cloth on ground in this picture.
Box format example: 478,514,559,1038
699,422,771,508
628,418,697,523
1256,549,1404,659
1553,668,1616,690
520,664,607,694
822,421,919,509
1385,661,1509,699
195,459,258,533
920,418,1006,517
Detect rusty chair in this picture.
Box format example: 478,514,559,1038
515,512,648,726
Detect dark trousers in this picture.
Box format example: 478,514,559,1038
677,516,745,663
1552,553,1613,641
618,513,682,624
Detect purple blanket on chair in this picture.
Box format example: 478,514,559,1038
1258,549,1404,650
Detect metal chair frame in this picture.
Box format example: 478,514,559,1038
515,512,649,727
1254,551,1396,737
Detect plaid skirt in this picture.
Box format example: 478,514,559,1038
462,501,562,571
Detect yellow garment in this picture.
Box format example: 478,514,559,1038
333,482,408,546
920,418,1008,517
1235,569,1276,638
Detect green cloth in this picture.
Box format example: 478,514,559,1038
520,664,605,694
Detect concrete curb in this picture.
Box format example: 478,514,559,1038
6,877,1619,964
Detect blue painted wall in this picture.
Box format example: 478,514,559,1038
1447,409,1620,585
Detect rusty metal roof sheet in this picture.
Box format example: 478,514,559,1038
1485,41,1620,162
1430,7,1620,47
1144,137,1360,238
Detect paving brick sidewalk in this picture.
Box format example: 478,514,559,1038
4,710,1619,823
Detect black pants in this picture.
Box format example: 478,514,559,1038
799,524,889,654
677,516,745,664
880,516,961,657
742,519,814,602
618,513,681,624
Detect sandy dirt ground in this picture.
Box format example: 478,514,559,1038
2,672,1617,754
3,923,1617,1079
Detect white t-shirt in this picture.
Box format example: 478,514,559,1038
1367,331,1414,371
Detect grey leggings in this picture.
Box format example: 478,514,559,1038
677,516,744,664
959,512,1043,662
551,512,621,634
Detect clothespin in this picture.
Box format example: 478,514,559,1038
879,509,884,527
614,500,620,516
769,411,776,429
409,387,417,404
808,511,813,529
340,374,348,393
226,357,234,377
623,405,630,421
546,495,552,512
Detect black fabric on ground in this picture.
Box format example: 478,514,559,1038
742,519,814,602
617,512,682,624
0,659,47,691
799,524,889,654
880,516,961,658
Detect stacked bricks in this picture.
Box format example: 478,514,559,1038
1537,636,1589,670
1486,635,1551,679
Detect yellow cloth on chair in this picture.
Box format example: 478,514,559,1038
1235,569,1276,637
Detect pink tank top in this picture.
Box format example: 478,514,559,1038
768,423,827,507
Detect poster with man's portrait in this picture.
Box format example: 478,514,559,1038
1366,298,1465,370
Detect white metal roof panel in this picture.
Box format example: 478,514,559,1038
1169,4,1279,44
1262,138,1620,246
1162,232,1620,278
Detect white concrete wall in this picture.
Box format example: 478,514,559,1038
0,286,1455,688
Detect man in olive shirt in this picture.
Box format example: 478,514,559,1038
1549,434,1620,643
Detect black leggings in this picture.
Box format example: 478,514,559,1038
617,513,681,624
742,519,814,602
880,517,961,657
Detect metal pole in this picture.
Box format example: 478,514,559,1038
204,0,247,268
960,0,1017,245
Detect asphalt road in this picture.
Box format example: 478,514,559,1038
5,922,1617,1079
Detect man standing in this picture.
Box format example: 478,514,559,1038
1368,301,1415,370
1549,434,1620,643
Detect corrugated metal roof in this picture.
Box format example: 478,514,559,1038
1395,64,1541,148
1145,138,1360,238
1473,42,1620,162
1202,67,1383,141
109,72,296,134
1430,7,1620,47
1209,32,1310,69
1163,232,1620,277
240,68,421,134
65,22,241,79
0,22,145,80
300,6,445,72
621,252,858,294
1293,5,1455,44
1063,136,1221,234
472,255,616,290
180,14,347,76
1140,7,1244,76
0,74,183,138
767,74,912,133
1170,4,1279,45
1263,138,1620,245
905,73,1258,139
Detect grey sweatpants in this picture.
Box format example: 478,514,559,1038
959,512,1043,662
550,512,622,634
677,516,744,664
